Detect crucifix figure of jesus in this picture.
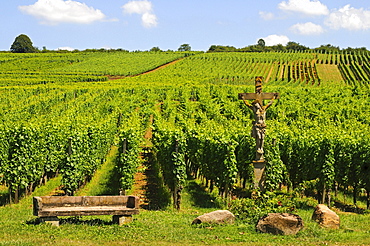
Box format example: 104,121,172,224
238,76,279,162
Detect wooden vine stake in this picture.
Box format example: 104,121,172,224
119,138,127,196
173,139,182,210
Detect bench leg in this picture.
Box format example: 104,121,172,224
112,215,133,225
39,216,60,226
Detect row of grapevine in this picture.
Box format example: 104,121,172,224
117,52,370,86
0,72,108,86
148,81,370,207
2,51,370,208
0,83,163,201
3,51,370,88
0,52,192,86
276,124,370,207
152,120,187,209
61,121,116,195
115,110,148,194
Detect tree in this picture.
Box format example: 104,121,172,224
10,34,37,53
150,46,162,52
207,45,237,52
257,39,265,48
285,41,309,52
178,44,191,51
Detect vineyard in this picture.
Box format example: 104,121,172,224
0,51,370,243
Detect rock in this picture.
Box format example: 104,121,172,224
312,204,340,229
256,213,304,235
192,210,235,225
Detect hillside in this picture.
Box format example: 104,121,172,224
0,51,369,245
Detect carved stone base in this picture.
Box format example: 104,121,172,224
252,160,266,190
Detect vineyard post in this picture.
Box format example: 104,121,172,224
174,139,181,210
238,76,279,190
120,138,127,196
117,113,122,129
66,137,73,196
68,137,72,156
122,138,127,155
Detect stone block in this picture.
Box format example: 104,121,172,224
192,210,235,225
256,213,304,235
112,215,133,225
312,204,340,229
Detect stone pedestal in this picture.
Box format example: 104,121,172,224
252,160,266,190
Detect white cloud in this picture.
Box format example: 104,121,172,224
325,5,370,31
290,22,324,35
123,0,152,15
260,35,290,46
278,0,329,16
259,11,275,21
19,0,106,25
142,13,157,28
122,0,158,28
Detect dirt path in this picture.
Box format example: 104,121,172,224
107,58,183,80
130,162,148,207
130,114,154,207
265,63,274,83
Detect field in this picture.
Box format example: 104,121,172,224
0,50,370,245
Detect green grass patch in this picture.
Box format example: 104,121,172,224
76,145,120,196
1,176,370,245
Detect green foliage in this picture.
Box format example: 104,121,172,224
257,39,265,47
207,45,238,52
153,123,187,193
1,51,370,208
61,125,115,195
0,52,191,86
116,127,143,191
264,138,286,191
150,47,162,52
10,34,36,53
178,44,191,52
228,191,296,224
228,191,318,224
5,126,44,192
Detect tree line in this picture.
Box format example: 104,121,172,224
8,34,370,54
8,34,192,53
208,41,369,54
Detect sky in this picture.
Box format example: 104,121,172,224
1,0,370,51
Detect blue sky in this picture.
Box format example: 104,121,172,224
1,0,370,51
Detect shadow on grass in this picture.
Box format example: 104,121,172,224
141,148,171,210
0,191,9,206
186,179,222,209
97,166,121,196
334,200,366,214
87,146,121,196
26,217,113,226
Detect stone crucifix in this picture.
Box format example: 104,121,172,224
238,76,279,189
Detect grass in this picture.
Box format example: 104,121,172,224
315,64,344,85
76,145,120,196
1,198,370,245
1,152,370,245
0,176,370,245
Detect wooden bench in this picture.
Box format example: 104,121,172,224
33,195,139,226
